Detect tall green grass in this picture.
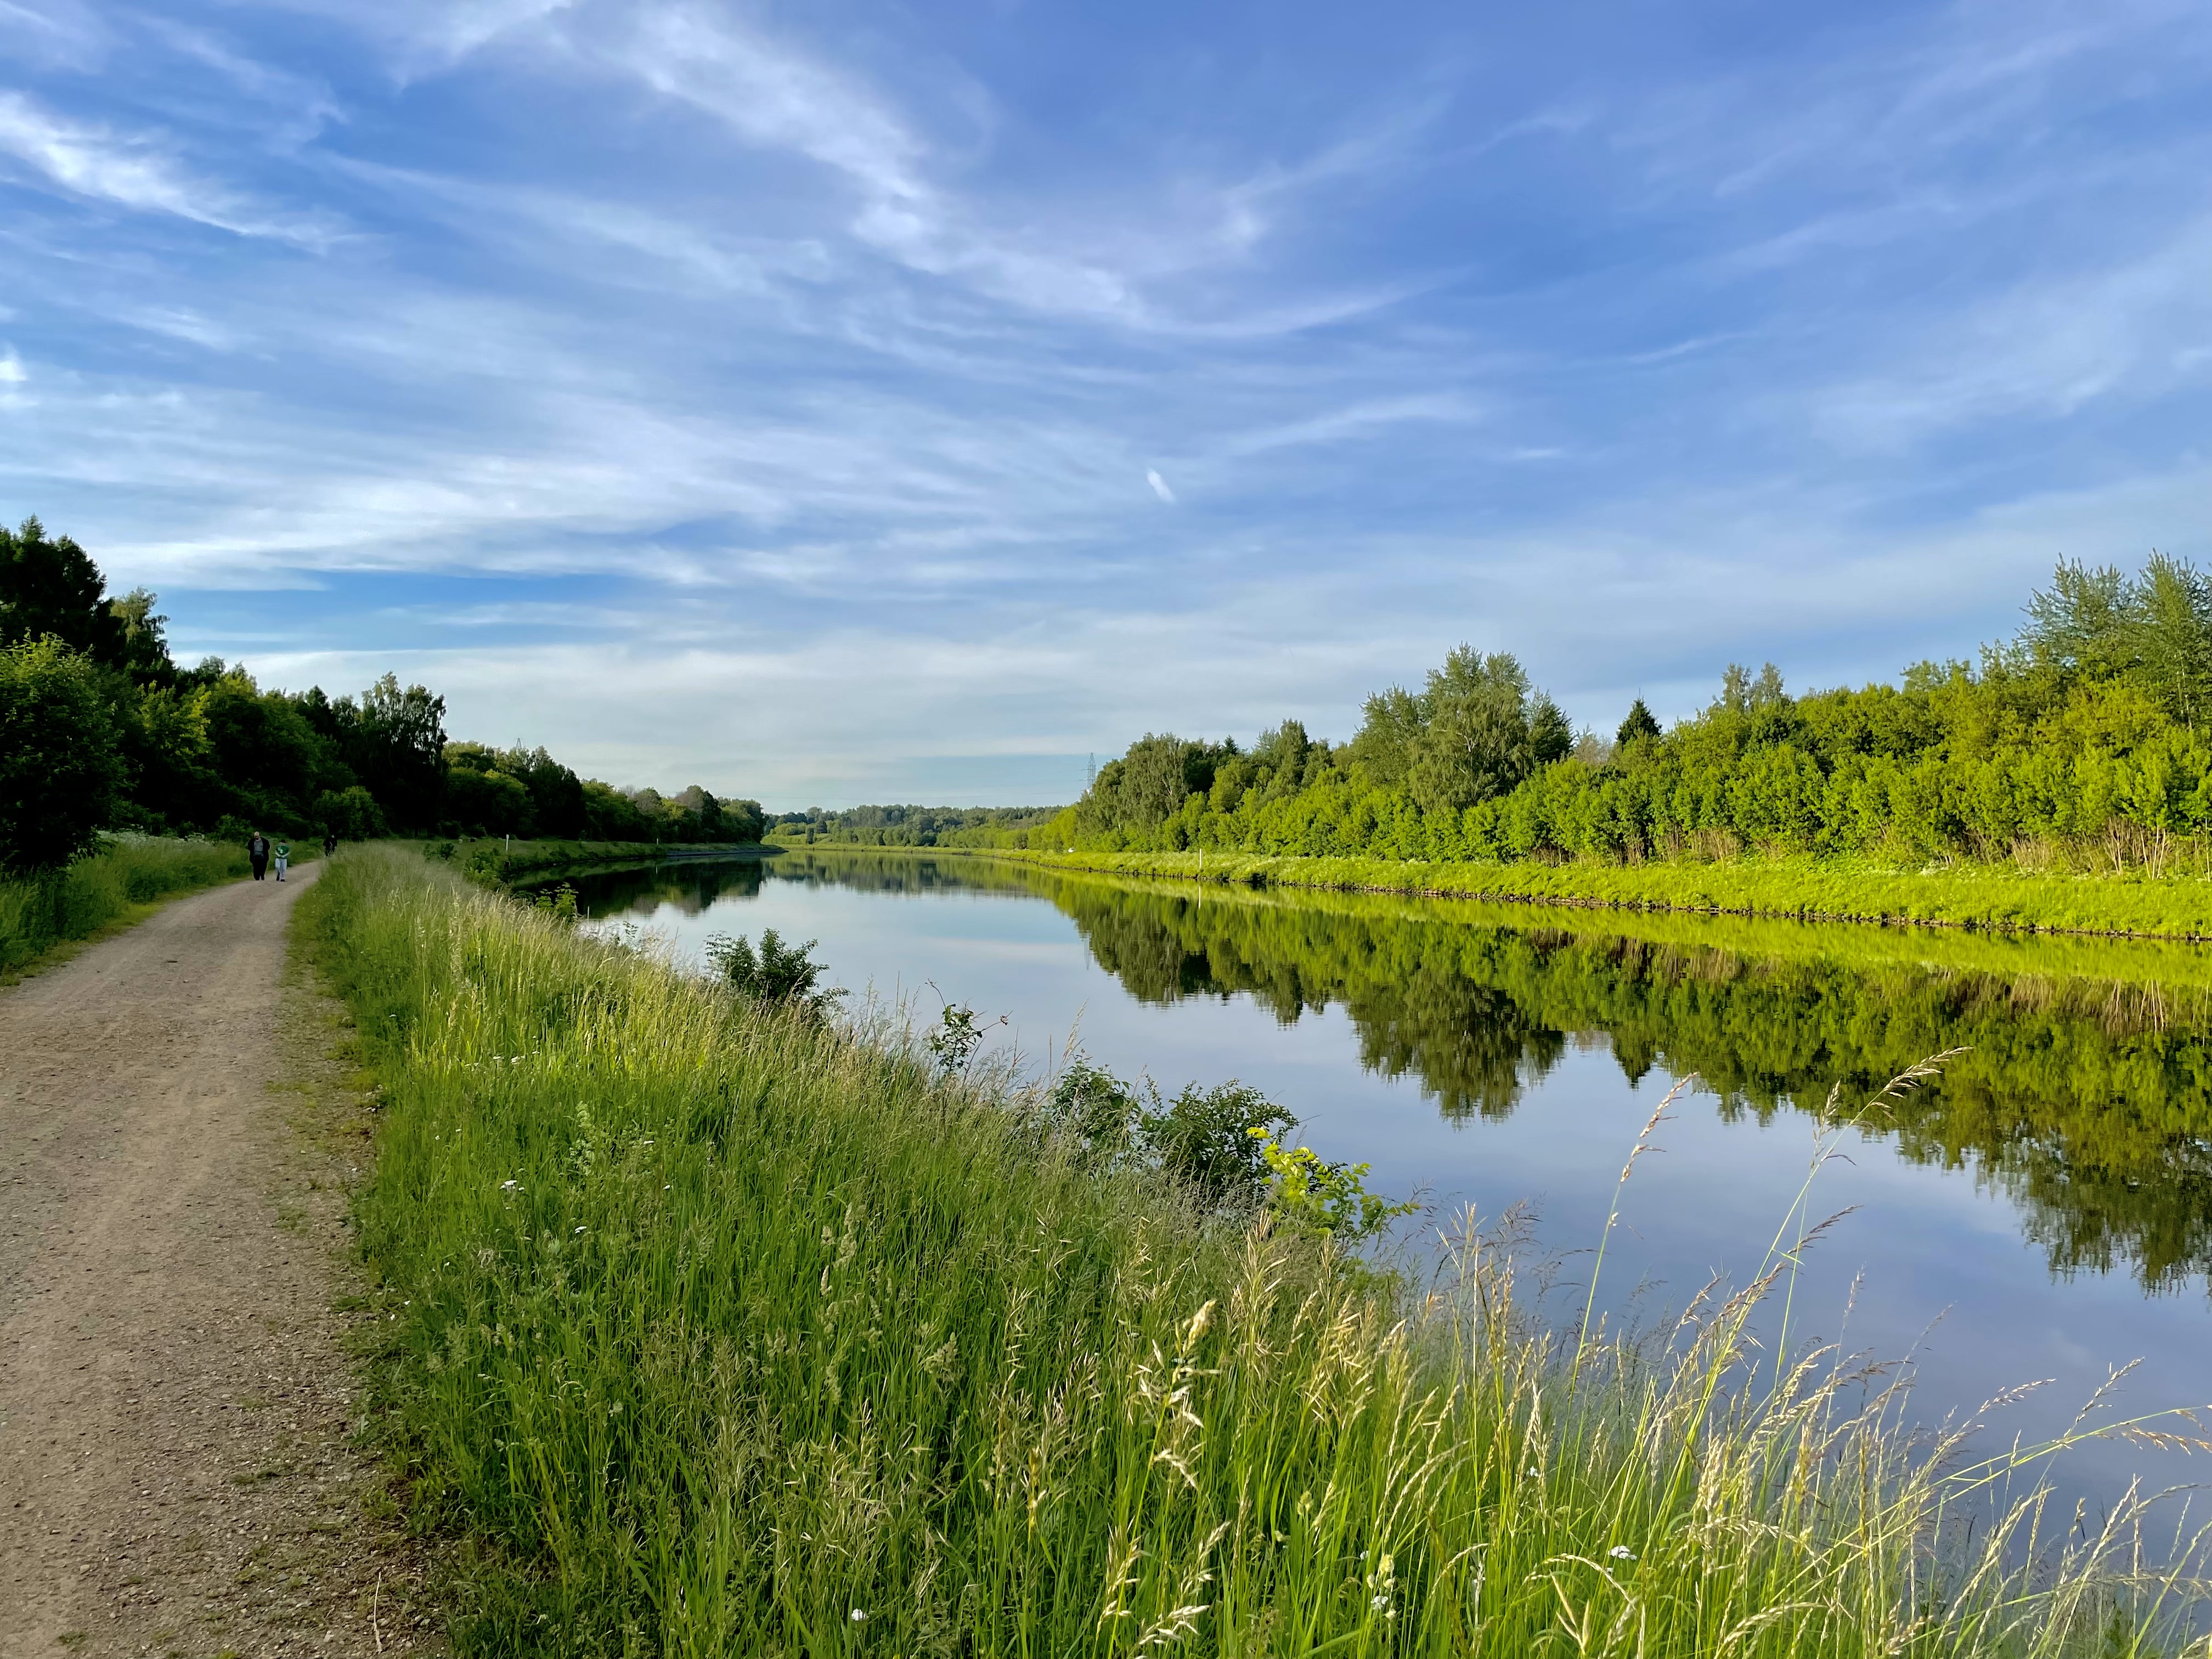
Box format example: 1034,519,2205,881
0,833,251,973
306,845,2209,1657
980,847,2212,939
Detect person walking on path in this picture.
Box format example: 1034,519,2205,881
247,831,269,882
323,831,338,857
273,838,291,882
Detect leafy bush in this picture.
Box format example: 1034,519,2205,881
1043,1050,1144,1156
1251,1133,1421,1242
315,784,387,840
1139,1077,1297,1210
1044,1051,1305,1216
921,997,1003,1074
530,883,579,924
0,636,123,873
704,926,843,1014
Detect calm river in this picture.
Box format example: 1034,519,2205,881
556,847,2212,1514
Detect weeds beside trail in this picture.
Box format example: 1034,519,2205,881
306,845,2209,1657
0,833,251,974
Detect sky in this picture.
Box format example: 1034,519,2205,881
2,0,2209,807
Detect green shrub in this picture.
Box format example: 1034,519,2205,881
704,926,842,1013
0,635,124,873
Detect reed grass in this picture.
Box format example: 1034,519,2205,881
304,844,2210,1657
0,833,252,974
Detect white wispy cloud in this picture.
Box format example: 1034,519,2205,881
1217,394,1485,459
1807,211,2212,445
138,17,343,144
0,90,335,242
574,4,1147,321
1146,469,1176,504
0,0,114,72
328,0,1435,336
278,0,572,81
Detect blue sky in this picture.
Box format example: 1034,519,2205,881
2,0,2208,806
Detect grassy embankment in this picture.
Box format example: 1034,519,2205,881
303,843,2204,1656
972,847,2212,939
0,833,260,978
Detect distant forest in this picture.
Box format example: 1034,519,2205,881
983,554,2212,875
767,803,1059,848
1,517,762,869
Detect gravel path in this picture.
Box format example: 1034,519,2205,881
0,867,436,1657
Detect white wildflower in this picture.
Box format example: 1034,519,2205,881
1609,1544,1635,1561
849,1609,867,1623
499,1179,520,1192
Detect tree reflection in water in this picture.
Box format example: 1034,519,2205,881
562,850,2212,1295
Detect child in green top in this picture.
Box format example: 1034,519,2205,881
273,839,291,882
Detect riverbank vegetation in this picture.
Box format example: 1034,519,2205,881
307,845,2205,1655
1,516,763,863
0,833,254,975
992,555,2212,930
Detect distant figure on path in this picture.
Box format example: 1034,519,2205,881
247,832,269,882
323,832,337,857
272,839,290,882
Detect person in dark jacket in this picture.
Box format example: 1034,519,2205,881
248,831,269,881
323,832,338,857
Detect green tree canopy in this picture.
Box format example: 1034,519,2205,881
1353,647,1572,816
353,673,448,831
2022,554,2212,726
0,637,124,872
0,517,126,664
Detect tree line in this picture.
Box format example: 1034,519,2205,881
1024,554,2212,873
0,517,762,873
768,802,1059,848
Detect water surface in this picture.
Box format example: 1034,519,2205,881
558,848,2212,1511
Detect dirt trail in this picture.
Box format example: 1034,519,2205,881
0,868,433,1657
